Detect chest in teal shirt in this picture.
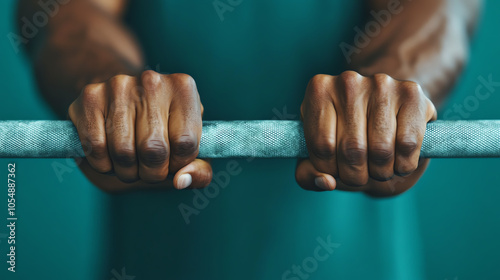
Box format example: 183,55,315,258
126,0,365,120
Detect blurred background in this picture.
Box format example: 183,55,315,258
0,0,499,279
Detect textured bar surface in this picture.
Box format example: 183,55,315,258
0,120,499,158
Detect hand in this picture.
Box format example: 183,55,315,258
295,71,437,195
69,71,212,192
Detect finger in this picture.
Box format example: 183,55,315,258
394,82,431,176
167,74,203,172
366,158,430,197
174,159,213,189
368,74,397,182
106,75,139,183
302,74,338,177
136,71,170,183
69,83,113,174
335,71,370,187
295,159,336,192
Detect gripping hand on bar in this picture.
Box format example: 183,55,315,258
4,74,492,194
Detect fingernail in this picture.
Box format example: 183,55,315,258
315,176,330,190
177,174,192,190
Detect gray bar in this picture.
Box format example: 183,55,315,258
0,120,498,158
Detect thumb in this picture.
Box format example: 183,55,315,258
295,159,336,191
173,159,213,190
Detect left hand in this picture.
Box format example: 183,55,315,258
295,71,437,196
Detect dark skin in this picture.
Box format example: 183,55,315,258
18,0,481,195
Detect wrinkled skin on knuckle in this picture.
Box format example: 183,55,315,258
396,137,419,157
138,139,169,167
309,137,336,160
340,139,367,167
110,146,136,168
369,143,394,166
170,134,199,159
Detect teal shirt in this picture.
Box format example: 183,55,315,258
103,1,426,279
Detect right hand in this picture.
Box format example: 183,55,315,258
69,70,213,191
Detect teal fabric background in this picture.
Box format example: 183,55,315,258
0,0,499,279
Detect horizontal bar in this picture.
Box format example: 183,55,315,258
0,120,499,158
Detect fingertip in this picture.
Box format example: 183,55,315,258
174,159,212,189
314,174,336,191
296,159,336,192
175,173,192,190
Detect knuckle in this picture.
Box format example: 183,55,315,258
337,71,364,101
110,147,136,167
86,139,108,160
167,73,198,99
309,137,336,160
81,84,103,105
369,143,394,165
339,71,362,88
170,135,199,158
109,74,133,88
340,139,367,166
400,81,422,99
396,137,419,156
138,139,169,167
169,73,196,88
373,73,393,89
308,74,331,91
141,70,163,91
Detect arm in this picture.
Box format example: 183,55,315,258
295,0,482,196
353,0,481,106
17,0,143,117
17,0,212,192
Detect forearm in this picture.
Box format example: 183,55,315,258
17,0,144,118
350,0,481,107
342,0,481,196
